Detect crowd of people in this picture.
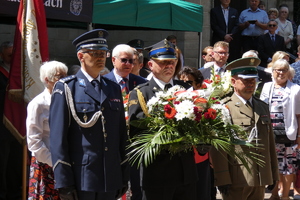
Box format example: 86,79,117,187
1,0,300,200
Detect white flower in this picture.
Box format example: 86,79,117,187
147,96,160,113
175,100,195,120
211,104,232,125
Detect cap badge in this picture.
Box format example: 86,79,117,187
137,40,141,45
250,59,255,65
164,39,170,48
98,31,104,38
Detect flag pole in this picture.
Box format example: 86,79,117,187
22,140,27,200
22,1,27,199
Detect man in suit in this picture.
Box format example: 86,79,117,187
258,20,286,67
200,41,229,80
104,44,147,94
104,44,146,200
210,0,240,62
49,29,129,200
0,41,23,200
257,20,285,83
210,57,279,200
128,39,197,200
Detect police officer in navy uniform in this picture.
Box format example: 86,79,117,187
49,29,129,200
128,39,197,200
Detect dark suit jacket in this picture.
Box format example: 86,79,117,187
200,66,213,80
128,78,197,189
210,5,239,44
104,71,147,92
257,33,286,67
50,69,129,192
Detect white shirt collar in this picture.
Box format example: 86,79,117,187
113,68,129,83
152,76,174,90
235,93,253,105
80,68,100,82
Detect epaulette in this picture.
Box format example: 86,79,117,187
134,82,149,90
221,96,232,104
59,75,76,83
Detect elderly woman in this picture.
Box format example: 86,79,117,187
260,59,300,200
275,6,294,52
27,61,68,199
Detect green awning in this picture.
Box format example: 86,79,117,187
93,0,203,32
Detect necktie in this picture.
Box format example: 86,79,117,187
120,78,129,94
246,100,253,109
92,80,100,94
271,35,275,45
164,83,172,90
216,68,223,74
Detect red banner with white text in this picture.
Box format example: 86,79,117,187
3,0,49,143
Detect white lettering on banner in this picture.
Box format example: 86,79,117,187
23,0,44,102
44,0,62,8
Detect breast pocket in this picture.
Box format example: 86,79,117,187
75,101,97,114
108,101,122,112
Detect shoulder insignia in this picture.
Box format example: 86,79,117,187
52,88,63,95
128,99,138,107
78,78,86,87
59,75,76,83
221,96,231,104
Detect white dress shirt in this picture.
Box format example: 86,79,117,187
26,88,52,166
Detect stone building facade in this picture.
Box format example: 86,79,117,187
0,0,298,70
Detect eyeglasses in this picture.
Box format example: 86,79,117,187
118,57,134,64
214,51,229,56
268,24,277,27
273,68,288,73
82,50,106,58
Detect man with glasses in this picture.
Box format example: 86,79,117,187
257,20,286,83
49,29,129,200
128,39,197,200
200,41,230,79
258,20,285,67
104,44,147,94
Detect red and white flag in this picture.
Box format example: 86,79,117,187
4,0,48,143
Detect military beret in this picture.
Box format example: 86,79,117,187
226,57,261,79
127,39,144,50
72,29,109,51
145,39,177,60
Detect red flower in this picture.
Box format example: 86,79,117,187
214,75,221,84
193,107,202,122
164,104,177,119
194,97,207,105
204,108,217,120
200,83,207,89
204,79,213,84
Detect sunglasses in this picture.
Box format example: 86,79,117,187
268,24,277,27
118,57,133,64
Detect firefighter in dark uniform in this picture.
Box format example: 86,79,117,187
49,29,129,200
128,39,197,200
